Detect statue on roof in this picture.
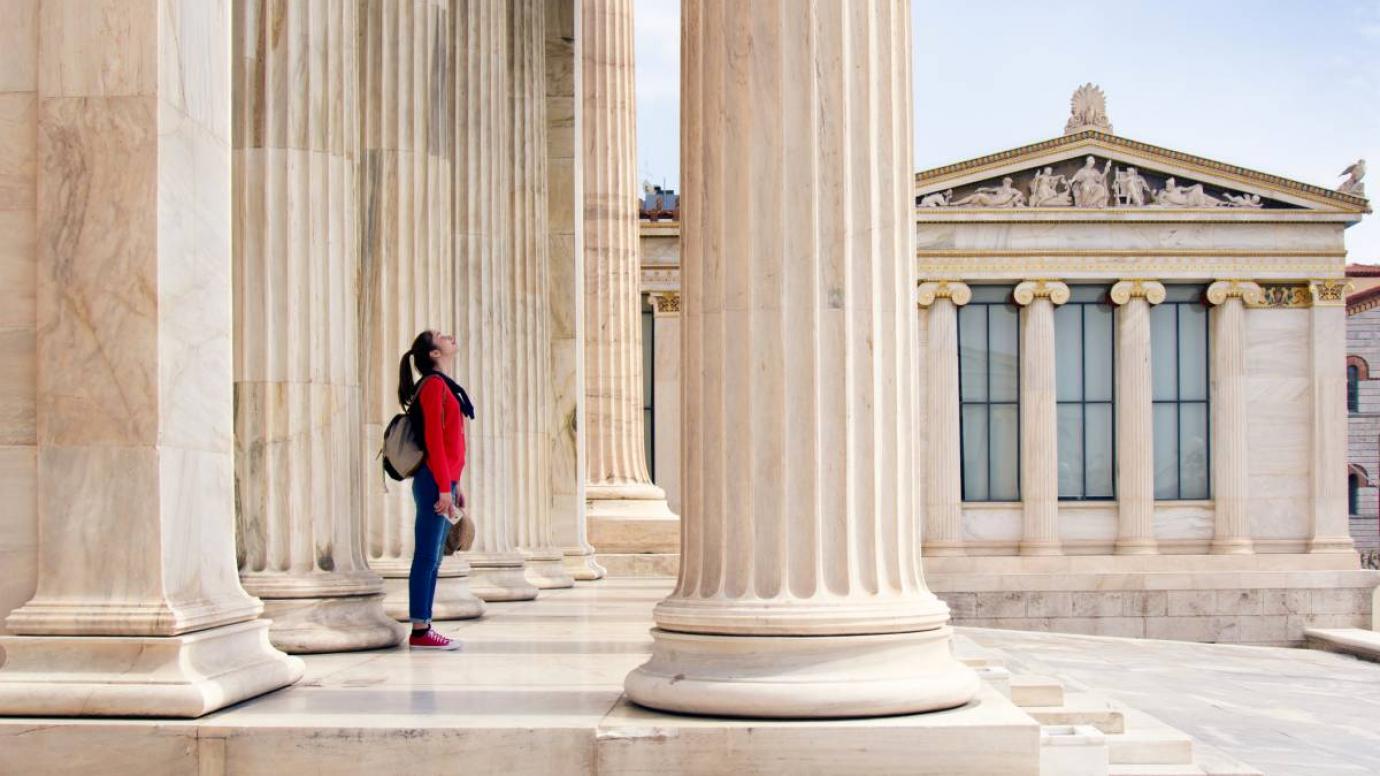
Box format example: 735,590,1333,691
1339,159,1366,197
1069,156,1114,208
1064,83,1113,135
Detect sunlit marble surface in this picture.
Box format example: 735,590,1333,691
967,626,1380,776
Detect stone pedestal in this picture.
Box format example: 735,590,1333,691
919,281,971,557
1111,280,1165,556
359,0,484,621
625,0,977,718
582,0,680,558
232,0,404,653
546,0,605,581
1308,279,1357,554
1015,281,1069,556
0,0,301,716
511,0,574,591
1207,280,1262,555
455,1,537,602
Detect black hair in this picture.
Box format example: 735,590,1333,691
398,330,439,408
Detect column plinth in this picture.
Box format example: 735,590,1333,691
1207,281,1262,555
1111,280,1166,556
1015,280,1070,556
582,0,680,558
625,0,977,719
918,281,971,557
1307,279,1357,554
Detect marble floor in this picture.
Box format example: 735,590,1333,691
966,626,1380,776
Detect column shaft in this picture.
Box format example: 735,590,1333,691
359,0,484,620
1111,281,1164,555
1207,281,1259,554
1016,281,1068,556
582,0,679,557
918,282,970,556
510,0,574,590
545,0,605,579
651,293,683,517
625,0,976,718
1308,280,1356,553
454,0,537,601
232,0,403,652
0,0,301,716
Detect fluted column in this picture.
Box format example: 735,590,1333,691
625,0,977,718
1206,281,1261,555
1308,279,1356,554
582,0,679,558
511,0,574,590
0,0,302,716
917,281,971,556
359,0,485,620
231,0,404,653
455,1,538,601
649,292,683,516
1110,280,1165,556
546,0,605,580
1014,280,1069,556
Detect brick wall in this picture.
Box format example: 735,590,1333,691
1347,307,1380,551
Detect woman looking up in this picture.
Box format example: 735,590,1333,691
397,330,475,650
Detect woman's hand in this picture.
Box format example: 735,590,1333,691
435,490,454,515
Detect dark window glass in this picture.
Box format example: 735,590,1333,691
1151,286,1210,500
1055,286,1115,500
958,286,1020,501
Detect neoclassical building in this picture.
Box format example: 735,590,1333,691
639,89,1377,644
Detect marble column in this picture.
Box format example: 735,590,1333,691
625,0,978,718
0,0,302,716
1110,280,1165,556
649,292,683,517
454,0,538,601
917,281,971,556
1206,280,1262,555
546,0,604,580
232,0,404,654
0,0,38,629
511,0,574,590
1014,280,1069,556
1307,279,1356,554
359,0,485,620
582,0,679,557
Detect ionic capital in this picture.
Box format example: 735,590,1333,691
916,280,972,308
1307,279,1351,307
1110,279,1166,306
1206,280,1264,306
648,291,681,316
1013,279,1070,307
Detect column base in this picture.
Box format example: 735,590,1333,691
624,626,978,719
1115,538,1159,556
1210,537,1255,555
524,552,576,589
563,549,607,581
0,619,303,718
1309,536,1357,554
466,554,539,602
1019,540,1063,557
587,485,680,554
380,573,487,622
923,540,967,557
258,593,406,654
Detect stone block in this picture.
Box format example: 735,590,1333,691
941,592,978,618
976,592,1029,619
1263,589,1309,615
1122,591,1167,617
1072,592,1126,618
1145,616,1220,642
1310,588,1368,614
1049,617,1145,639
1232,614,1291,643
1214,589,1264,616
1165,590,1214,617
1026,591,1073,618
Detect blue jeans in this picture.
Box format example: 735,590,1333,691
409,467,454,624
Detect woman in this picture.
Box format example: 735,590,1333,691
398,330,475,650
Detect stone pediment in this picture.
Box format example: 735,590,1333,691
915,131,1371,216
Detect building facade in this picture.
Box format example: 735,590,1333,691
1346,265,1380,559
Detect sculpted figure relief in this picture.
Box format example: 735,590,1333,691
918,189,952,208
1223,192,1263,208
950,177,1025,208
1069,156,1114,208
1153,177,1224,207
1028,167,1072,207
1113,167,1153,207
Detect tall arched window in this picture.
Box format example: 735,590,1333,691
1349,472,1360,516
1348,364,1360,413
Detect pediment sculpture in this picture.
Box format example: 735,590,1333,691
1338,159,1366,198
919,155,1288,210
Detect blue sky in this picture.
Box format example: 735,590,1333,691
635,0,1380,261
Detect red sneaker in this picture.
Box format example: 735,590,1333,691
408,629,460,651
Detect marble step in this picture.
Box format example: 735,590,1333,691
1024,692,1125,734
1107,766,1205,776
1010,675,1064,708
595,553,679,577
1106,729,1195,765
1303,627,1380,662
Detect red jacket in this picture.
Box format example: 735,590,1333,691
418,377,466,493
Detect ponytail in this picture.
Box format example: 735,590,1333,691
397,330,438,408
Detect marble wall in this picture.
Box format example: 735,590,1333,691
0,0,37,634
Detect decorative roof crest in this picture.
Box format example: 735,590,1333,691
1065,83,1113,136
